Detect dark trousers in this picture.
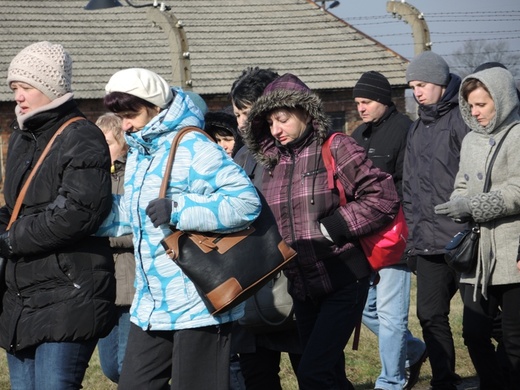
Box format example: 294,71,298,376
239,347,300,390
416,254,460,390
462,283,520,390
292,278,369,390
118,322,231,390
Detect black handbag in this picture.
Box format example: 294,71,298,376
160,127,297,315
444,225,480,273
444,126,512,273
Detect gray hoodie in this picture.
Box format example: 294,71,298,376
454,67,520,298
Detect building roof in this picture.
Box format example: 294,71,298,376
0,0,409,101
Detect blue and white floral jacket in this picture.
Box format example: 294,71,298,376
124,88,261,330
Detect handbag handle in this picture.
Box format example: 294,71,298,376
159,126,213,199
7,116,83,230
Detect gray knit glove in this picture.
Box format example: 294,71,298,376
434,197,472,221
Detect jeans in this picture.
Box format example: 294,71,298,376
6,339,97,390
293,278,369,390
462,283,520,390
97,306,131,383
362,265,426,390
417,254,460,390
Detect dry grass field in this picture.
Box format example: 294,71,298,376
0,275,480,389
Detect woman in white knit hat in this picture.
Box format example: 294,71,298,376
0,41,116,389
103,68,261,390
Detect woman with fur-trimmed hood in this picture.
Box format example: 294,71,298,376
243,73,400,389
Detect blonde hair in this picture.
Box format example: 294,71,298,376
96,112,128,152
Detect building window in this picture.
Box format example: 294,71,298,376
328,112,347,133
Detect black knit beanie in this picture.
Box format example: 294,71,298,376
353,71,392,106
473,62,507,73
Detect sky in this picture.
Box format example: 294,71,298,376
330,0,520,73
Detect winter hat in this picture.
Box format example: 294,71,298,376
186,91,208,115
263,73,311,95
405,51,450,86
205,111,238,137
473,62,507,73
7,41,73,100
353,71,392,105
105,68,173,109
204,110,243,157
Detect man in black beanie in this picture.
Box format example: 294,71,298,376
403,51,471,390
352,71,427,390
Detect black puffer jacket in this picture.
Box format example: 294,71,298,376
0,100,115,352
403,74,471,255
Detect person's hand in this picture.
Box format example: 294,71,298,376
145,198,173,228
434,198,472,221
403,249,417,274
0,232,14,259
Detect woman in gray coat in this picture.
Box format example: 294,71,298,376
435,67,520,390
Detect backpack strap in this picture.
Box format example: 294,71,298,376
322,132,347,206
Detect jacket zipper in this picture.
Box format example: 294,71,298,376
288,151,314,299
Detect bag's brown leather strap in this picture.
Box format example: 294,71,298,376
7,116,84,230
159,126,214,199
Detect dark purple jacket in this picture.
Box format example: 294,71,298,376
243,74,400,301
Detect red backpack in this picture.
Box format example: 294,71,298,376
321,132,408,271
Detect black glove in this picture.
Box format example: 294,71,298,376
0,232,14,259
146,198,173,228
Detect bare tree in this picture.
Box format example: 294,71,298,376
448,39,520,78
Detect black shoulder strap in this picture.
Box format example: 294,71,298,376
484,123,515,192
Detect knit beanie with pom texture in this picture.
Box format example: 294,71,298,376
7,41,73,100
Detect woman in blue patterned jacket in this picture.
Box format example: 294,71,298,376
103,68,261,390
242,73,399,389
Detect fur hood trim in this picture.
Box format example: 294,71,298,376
242,74,331,169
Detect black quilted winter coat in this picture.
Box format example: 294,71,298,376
0,100,116,352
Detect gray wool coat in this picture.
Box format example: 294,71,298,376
453,67,520,298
